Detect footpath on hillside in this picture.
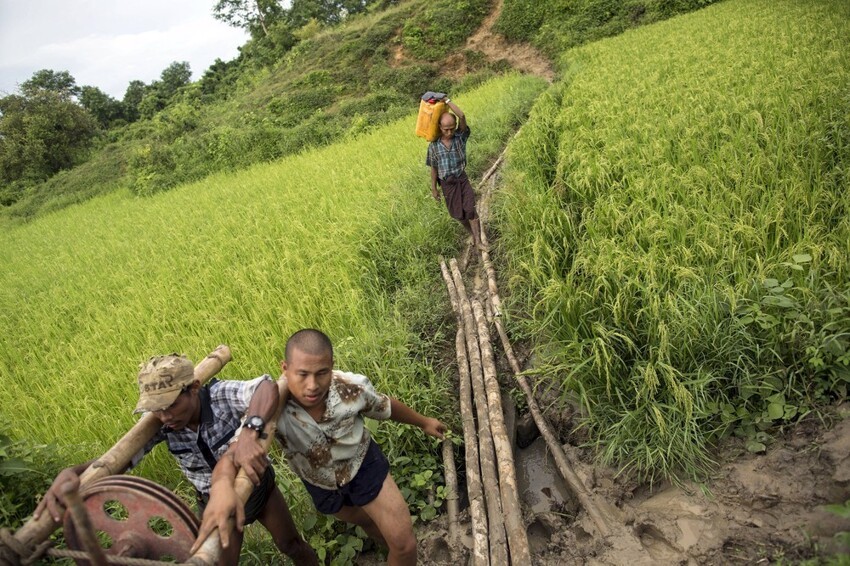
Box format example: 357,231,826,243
384,141,850,565
376,0,850,562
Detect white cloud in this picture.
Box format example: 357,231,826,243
0,0,249,98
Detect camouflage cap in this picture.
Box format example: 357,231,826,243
133,354,195,414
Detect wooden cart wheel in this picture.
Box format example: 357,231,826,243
63,475,200,565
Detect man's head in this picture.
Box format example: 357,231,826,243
281,329,334,411
439,111,457,140
134,354,201,429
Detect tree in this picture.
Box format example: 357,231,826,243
199,58,240,98
20,69,80,100
286,0,376,28
213,0,286,37
79,86,124,127
135,62,192,120
122,80,148,122
0,88,97,200
159,61,192,99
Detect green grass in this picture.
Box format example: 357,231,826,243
495,0,718,58
493,0,850,483
1,0,498,221
0,73,546,557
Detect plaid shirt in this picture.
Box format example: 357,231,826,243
132,375,271,496
426,126,471,180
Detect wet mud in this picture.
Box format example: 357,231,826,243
358,406,850,565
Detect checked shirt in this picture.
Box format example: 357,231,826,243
132,375,271,496
426,126,471,180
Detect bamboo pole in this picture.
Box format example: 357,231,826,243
477,243,618,537
455,329,489,566
440,259,488,565
479,228,502,318
7,345,232,563
441,440,460,554
449,259,508,566
475,153,505,193
472,299,531,564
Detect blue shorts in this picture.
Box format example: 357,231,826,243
302,440,390,515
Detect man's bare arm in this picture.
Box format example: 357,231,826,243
231,378,279,484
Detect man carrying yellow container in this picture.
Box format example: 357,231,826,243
423,94,486,252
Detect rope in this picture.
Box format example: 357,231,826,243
46,547,194,566
0,528,53,566
1,530,195,566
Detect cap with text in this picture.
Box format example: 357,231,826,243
133,354,195,414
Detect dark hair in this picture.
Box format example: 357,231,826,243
285,328,333,361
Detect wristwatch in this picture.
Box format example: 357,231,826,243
245,415,267,439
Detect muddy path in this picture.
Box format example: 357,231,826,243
400,407,850,564
393,162,850,563
379,1,848,562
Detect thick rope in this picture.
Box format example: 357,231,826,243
47,547,194,566
0,527,52,566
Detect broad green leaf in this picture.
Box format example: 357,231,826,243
0,458,30,476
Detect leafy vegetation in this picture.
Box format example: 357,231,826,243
0,0,495,221
493,0,850,483
0,417,63,529
0,74,546,560
495,0,718,57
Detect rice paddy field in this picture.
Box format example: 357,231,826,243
5,0,850,559
0,72,546,508
493,0,850,482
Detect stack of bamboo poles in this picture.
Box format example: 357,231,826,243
439,219,655,564
440,258,530,565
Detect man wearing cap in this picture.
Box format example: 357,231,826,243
34,354,318,565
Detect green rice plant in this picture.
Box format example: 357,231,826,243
0,73,545,559
494,0,850,483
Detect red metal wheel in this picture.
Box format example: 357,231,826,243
63,475,200,564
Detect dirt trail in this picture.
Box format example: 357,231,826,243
377,1,849,562
399,169,850,564
392,0,555,82
462,0,554,81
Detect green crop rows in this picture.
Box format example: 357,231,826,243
494,0,850,483
0,74,546,549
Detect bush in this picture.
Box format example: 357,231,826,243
127,142,180,196
495,0,721,57
401,0,491,59
0,418,63,529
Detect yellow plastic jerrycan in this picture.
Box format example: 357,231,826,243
415,99,447,142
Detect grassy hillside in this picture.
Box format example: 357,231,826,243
0,74,545,545
2,0,723,225
493,0,850,482
0,0,498,222
495,0,718,57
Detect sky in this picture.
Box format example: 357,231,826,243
0,0,250,99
